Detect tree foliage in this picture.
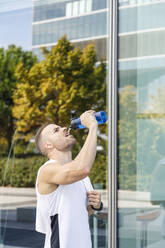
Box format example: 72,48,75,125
13,36,106,143
10,36,107,187
118,85,137,190
118,85,165,191
0,45,37,150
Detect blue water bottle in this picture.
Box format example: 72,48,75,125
70,110,107,130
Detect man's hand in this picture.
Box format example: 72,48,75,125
87,190,101,209
80,110,98,129
87,205,95,217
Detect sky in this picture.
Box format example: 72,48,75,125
0,0,33,51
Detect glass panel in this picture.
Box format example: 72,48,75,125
119,0,161,7
72,1,79,16
0,1,41,246
79,0,86,15
0,0,108,247
33,0,107,22
118,1,165,248
86,0,92,13
33,1,68,21
66,2,72,17
32,11,107,46
119,2,165,33
92,0,107,11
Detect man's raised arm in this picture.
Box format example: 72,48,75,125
42,110,98,185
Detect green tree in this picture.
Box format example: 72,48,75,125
13,36,106,144
12,36,107,188
0,45,37,151
118,85,137,190
118,85,165,191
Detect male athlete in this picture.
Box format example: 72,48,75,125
35,110,103,248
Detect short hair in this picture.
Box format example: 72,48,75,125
35,122,52,156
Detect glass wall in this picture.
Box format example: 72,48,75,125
118,1,165,247
32,0,108,61
33,0,107,22
0,0,108,247
0,1,41,247
119,2,165,33
33,11,107,46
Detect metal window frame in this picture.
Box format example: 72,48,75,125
107,0,118,248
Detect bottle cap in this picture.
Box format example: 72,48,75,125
71,110,77,120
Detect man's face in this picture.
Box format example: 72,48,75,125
41,124,76,152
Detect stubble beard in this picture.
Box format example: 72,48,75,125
64,137,76,151
57,136,76,152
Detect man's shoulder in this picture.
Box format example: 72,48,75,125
39,160,60,174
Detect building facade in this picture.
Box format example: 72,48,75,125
32,1,165,247
1,0,165,247
32,1,109,247
114,0,165,247
32,0,107,60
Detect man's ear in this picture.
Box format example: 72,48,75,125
44,142,53,149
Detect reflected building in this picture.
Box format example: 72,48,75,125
117,1,165,248
118,0,165,99
1,0,165,247
118,0,165,180
32,0,107,60
31,2,108,248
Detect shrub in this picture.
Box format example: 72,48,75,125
0,153,107,188
89,153,107,189
0,155,47,187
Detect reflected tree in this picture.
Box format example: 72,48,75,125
12,36,107,187
13,36,106,143
0,45,37,151
118,85,137,190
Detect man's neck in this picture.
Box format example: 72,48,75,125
48,150,72,165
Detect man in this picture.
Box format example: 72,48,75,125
35,110,103,248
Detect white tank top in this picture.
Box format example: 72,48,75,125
35,159,94,248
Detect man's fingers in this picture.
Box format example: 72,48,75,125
87,191,98,194
87,190,101,209
87,193,100,197
88,199,100,203
88,195,101,199
88,193,99,196
85,110,96,115
88,200,100,205
86,110,95,112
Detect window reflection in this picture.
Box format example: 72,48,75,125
33,0,107,22
119,2,165,33
0,0,108,247
119,0,161,7
32,12,107,46
118,0,165,247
